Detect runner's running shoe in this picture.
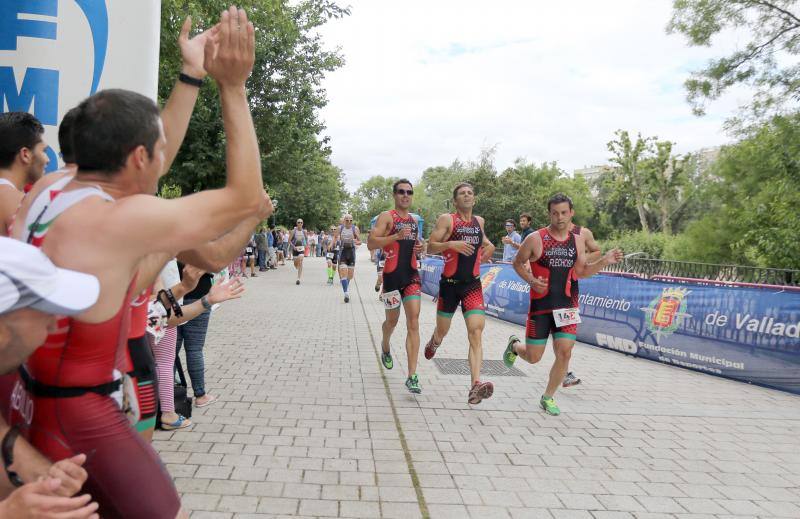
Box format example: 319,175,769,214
468,381,494,405
503,335,520,368
540,395,560,416
381,350,393,370
296,280,300,285
424,335,440,360
562,372,581,388
405,374,421,394
344,294,350,303
374,283,381,292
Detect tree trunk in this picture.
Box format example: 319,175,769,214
631,161,650,232
636,198,650,232
659,192,671,234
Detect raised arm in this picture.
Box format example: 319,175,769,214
178,192,271,271
112,8,265,256
161,17,217,173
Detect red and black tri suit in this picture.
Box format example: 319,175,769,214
526,227,580,345
437,213,485,318
381,210,421,301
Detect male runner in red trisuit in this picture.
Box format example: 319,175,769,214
368,179,424,393
503,194,622,416
424,182,495,404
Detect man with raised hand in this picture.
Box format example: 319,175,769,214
424,182,496,404
8,7,263,518
503,194,622,416
368,179,424,393
0,113,48,237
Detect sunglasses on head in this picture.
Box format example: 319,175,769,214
395,189,413,196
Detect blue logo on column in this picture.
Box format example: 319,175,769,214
0,0,109,172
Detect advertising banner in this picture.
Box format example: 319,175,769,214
420,257,800,394
1,0,162,172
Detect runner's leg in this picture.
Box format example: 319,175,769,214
403,296,421,377
465,312,485,384
544,338,574,398
381,307,400,353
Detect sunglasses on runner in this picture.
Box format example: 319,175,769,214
395,189,413,196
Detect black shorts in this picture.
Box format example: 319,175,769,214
339,247,356,267
328,249,340,265
382,272,421,301
437,278,485,318
525,311,578,345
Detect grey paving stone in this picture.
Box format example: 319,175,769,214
152,250,800,518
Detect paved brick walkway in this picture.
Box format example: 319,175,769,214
155,248,800,519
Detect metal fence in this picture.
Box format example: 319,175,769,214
486,251,799,287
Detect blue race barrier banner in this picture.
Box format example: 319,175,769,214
419,257,800,394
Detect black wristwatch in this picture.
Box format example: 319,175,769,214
178,72,204,88
201,295,213,311
2,427,24,487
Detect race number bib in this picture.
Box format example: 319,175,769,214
294,245,305,253
381,290,402,310
326,252,334,259
553,307,581,328
245,247,253,254
378,260,385,268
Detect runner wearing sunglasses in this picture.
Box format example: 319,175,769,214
368,179,424,393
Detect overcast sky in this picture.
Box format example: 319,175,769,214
319,1,750,191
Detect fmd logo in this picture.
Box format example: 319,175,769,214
0,0,109,172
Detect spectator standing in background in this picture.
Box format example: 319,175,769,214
502,219,522,262
255,226,268,271
519,213,534,242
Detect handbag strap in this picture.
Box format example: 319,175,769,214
174,355,188,387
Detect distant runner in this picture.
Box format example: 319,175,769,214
332,214,361,303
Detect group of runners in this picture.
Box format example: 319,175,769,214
294,179,622,411
0,6,624,517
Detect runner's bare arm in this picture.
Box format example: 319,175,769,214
574,234,622,278
583,227,603,263
367,212,402,249
477,216,495,262
177,213,265,272
161,17,218,173
426,213,453,254
513,233,542,285
354,226,362,246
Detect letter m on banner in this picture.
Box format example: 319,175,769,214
0,0,59,124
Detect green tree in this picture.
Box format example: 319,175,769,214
701,113,800,269
158,0,349,226
641,140,691,234
348,175,398,230
607,130,654,232
667,0,800,122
